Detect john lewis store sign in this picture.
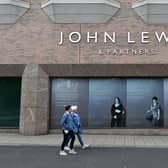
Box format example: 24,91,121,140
58,31,168,56
59,31,168,44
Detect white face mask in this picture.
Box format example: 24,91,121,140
115,103,120,108
152,100,157,106
115,99,120,105
153,102,157,106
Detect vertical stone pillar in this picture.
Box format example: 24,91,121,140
19,64,49,135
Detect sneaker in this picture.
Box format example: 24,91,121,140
59,150,68,156
64,146,70,151
82,144,90,149
69,149,77,155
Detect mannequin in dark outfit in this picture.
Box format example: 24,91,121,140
111,97,125,127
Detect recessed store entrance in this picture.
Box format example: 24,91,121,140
50,78,168,129
0,78,21,128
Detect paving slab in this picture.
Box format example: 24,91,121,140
0,133,167,148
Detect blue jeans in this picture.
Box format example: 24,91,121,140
76,132,84,146
65,131,84,146
152,117,159,127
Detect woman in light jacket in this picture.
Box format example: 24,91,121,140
71,106,89,149
146,97,161,127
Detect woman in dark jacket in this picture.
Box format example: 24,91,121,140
111,97,125,127
60,105,77,156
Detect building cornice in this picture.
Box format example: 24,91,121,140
41,0,120,23
0,0,30,8
132,0,168,24
132,0,168,8
0,0,30,24
41,0,120,8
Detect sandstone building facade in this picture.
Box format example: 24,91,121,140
0,0,168,135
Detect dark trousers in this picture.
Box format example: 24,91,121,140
66,131,84,147
111,117,122,127
152,118,159,127
61,130,75,151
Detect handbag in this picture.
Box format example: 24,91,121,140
146,110,153,121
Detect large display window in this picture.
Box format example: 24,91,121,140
51,78,167,128
88,79,126,127
0,78,21,128
127,79,164,128
51,79,88,128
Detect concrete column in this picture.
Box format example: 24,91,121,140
19,64,49,135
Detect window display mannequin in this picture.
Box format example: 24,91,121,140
146,96,161,127
111,97,125,128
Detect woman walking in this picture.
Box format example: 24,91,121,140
59,105,77,156
71,105,89,149
64,105,89,150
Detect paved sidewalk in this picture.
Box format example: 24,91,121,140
0,133,168,148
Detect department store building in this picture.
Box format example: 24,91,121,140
0,0,168,135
